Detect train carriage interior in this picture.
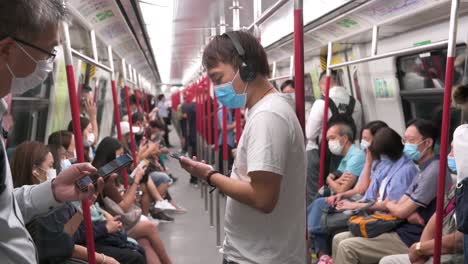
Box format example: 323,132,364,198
2,0,468,263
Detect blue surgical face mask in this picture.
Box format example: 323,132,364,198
404,143,422,161
447,156,457,173
214,70,248,109
61,159,72,171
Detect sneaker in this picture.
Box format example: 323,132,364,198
174,206,188,214
152,211,174,223
154,200,177,211
169,174,178,184
147,214,160,226
191,183,199,188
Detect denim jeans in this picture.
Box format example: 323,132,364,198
307,197,330,254
306,149,320,207
464,234,468,262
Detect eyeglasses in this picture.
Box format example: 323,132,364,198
12,37,57,63
401,138,426,145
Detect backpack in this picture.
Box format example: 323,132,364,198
327,96,357,137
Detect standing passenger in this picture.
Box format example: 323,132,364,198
179,31,306,264
452,84,468,261
305,70,362,206
0,1,102,262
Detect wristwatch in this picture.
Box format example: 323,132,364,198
415,242,422,255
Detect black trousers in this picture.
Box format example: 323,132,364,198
163,117,171,146
223,259,239,264
95,243,146,264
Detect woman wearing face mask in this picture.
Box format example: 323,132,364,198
93,137,173,264
48,130,77,161
68,117,95,162
11,141,56,187
47,144,72,174
452,83,468,260
11,141,145,264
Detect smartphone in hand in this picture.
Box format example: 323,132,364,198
169,153,182,161
75,154,134,192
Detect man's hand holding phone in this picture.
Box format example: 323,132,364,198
53,163,103,203
178,156,214,181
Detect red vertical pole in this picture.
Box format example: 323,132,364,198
294,0,305,133
195,84,199,136
144,92,150,113
214,95,219,152
202,81,206,144
319,42,333,188
434,1,459,263
235,109,242,144
111,80,128,190
222,106,228,162
135,90,142,113
62,22,96,264
207,82,212,147
124,86,138,167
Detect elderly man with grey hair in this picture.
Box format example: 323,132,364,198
324,120,365,195
0,1,103,263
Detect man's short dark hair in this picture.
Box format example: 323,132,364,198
319,70,340,85
202,31,270,77
158,94,165,101
369,127,404,161
0,0,67,41
407,118,438,149
280,79,295,92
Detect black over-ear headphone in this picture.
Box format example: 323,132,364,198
224,31,257,82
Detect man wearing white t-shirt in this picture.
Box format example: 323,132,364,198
179,31,307,264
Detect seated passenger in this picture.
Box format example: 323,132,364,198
48,130,76,161
308,125,415,258
68,117,94,161
335,127,417,211
325,120,388,206
333,119,451,264
324,120,366,195
93,137,173,264
380,145,463,264
11,141,142,264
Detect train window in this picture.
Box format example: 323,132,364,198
397,45,466,91
8,73,54,148
75,61,114,143
398,45,467,150
68,19,94,59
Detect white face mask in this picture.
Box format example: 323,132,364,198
328,139,344,155
46,169,57,180
61,159,72,171
360,140,370,150
7,42,53,95
87,133,96,144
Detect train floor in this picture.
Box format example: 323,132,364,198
159,130,225,264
